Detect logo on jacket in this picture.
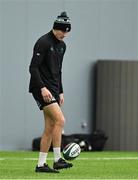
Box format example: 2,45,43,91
50,46,54,51
36,53,40,56
60,48,64,54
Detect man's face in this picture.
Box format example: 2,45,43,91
53,30,69,41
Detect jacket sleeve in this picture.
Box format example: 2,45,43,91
29,40,46,89
59,44,66,94
59,71,63,94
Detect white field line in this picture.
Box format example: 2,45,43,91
0,157,138,161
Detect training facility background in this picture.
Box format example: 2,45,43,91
0,0,138,151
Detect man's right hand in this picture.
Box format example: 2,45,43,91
41,87,53,102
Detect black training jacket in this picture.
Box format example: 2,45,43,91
29,30,66,95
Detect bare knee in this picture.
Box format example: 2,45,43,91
55,116,65,127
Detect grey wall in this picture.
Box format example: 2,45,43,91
0,0,138,150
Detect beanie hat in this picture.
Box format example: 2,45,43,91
53,12,71,32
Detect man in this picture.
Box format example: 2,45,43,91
29,12,73,173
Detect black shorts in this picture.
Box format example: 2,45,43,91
31,88,60,110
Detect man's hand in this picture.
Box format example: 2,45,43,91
41,87,52,102
59,93,64,106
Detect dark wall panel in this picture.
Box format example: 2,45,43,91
96,60,138,150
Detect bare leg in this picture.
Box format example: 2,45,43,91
42,103,73,170
37,108,57,169
43,103,65,148
40,112,54,152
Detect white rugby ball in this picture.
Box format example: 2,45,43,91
62,142,81,160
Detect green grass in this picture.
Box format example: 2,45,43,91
0,151,138,179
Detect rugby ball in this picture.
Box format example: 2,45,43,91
62,142,81,160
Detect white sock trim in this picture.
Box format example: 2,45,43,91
53,147,61,162
38,152,48,167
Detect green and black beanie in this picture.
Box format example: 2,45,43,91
53,12,71,32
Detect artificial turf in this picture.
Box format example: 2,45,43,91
0,151,138,179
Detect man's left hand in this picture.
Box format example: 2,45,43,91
59,93,64,106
